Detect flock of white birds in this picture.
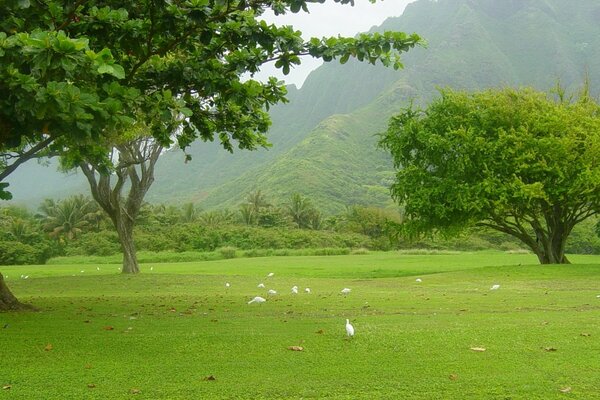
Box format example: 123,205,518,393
225,272,360,337
234,276,530,337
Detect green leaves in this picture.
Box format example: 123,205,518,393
1,0,420,199
381,87,600,257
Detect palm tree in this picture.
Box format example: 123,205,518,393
180,202,200,223
37,195,97,241
246,190,271,213
286,193,315,229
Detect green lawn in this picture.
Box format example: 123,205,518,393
1,251,600,399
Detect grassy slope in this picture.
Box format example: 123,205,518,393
1,252,600,399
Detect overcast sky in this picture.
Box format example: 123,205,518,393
255,0,417,88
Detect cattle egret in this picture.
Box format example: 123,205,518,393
24,275,29,279
415,278,422,283
268,289,277,295
248,296,266,304
150,267,154,271
345,319,355,337
305,288,311,294
96,267,100,271
80,270,85,273
291,286,298,294
225,282,231,288
596,295,600,298
490,284,500,290
341,288,351,295
267,272,274,277
257,283,265,288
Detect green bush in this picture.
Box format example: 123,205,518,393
218,246,237,259
0,241,48,265
64,231,120,256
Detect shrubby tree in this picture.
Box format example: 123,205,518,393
341,205,402,238
0,0,420,308
380,87,600,264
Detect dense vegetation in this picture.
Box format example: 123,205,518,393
3,192,600,265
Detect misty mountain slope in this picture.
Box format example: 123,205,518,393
146,60,402,203
198,79,420,213
193,0,600,212
7,0,600,211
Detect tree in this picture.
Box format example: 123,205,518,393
37,195,98,242
0,0,421,309
79,137,162,273
0,0,422,199
286,193,317,229
380,87,600,264
180,203,201,224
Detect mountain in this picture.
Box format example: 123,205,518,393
6,0,600,212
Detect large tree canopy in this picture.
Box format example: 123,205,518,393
0,0,422,309
0,0,421,199
380,87,600,264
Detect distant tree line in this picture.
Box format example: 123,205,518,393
2,190,600,265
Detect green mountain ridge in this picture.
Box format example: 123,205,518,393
193,0,600,213
6,0,600,212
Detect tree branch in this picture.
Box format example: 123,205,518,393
0,136,55,182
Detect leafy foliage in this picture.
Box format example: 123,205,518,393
0,0,421,199
380,86,600,264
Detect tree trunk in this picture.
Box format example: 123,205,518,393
0,273,32,311
115,219,139,274
533,237,570,264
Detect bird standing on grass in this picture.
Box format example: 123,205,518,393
345,319,355,338
291,286,298,294
490,284,500,290
268,289,277,295
341,288,351,295
248,296,266,304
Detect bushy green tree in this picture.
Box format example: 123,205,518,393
380,87,600,264
0,0,421,308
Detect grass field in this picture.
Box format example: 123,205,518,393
1,251,600,399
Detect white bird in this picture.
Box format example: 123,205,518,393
225,282,231,288
80,270,85,273
150,267,154,271
268,289,277,295
291,286,298,294
96,267,100,271
305,288,311,294
267,272,274,277
341,288,351,295
248,296,266,304
596,295,600,298
23,275,29,279
257,283,265,288
415,278,422,283
345,319,355,337
490,284,500,290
